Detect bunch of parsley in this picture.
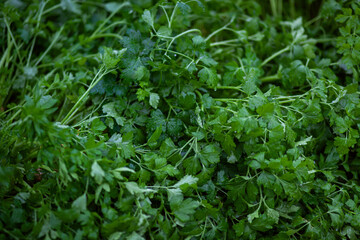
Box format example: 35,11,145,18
1,0,360,239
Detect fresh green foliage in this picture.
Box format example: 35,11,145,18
1,0,360,239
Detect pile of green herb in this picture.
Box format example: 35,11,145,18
1,0,360,239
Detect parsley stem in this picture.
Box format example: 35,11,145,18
0,105,21,119
205,16,235,42
43,2,62,15
302,38,337,44
160,6,170,26
166,29,202,54
213,85,244,93
214,98,247,103
260,74,280,83
61,66,107,125
0,40,12,70
98,20,127,34
210,39,240,47
261,46,290,67
89,33,123,41
35,26,64,66
27,1,47,66
270,0,278,17
72,99,107,127
2,229,19,240
91,2,130,38
3,18,23,65
305,15,322,27
7,109,22,124
213,98,237,103
155,48,194,61
279,99,296,104
168,2,178,28
212,106,236,114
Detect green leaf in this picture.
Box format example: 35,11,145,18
183,156,202,175
334,137,356,156
160,138,177,157
247,209,259,223
149,92,160,109
173,175,198,188
199,144,220,167
329,212,342,228
170,198,200,222
61,0,81,14
72,194,87,212
178,2,191,15
127,232,145,240
134,66,150,81
102,102,125,126
233,220,245,236
91,161,105,184
147,125,162,148
157,26,172,37
257,172,275,188
266,208,279,224
256,102,274,116
124,182,155,195
142,10,154,27
91,118,106,132
102,47,125,69
198,67,218,87
179,92,196,109
221,134,236,155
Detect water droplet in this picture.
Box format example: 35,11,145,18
174,54,177,56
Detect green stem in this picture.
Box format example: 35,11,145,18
174,29,201,39
2,228,19,240
279,99,296,104
165,29,201,54
35,26,64,66
210,39,240,47
4,18,23,65
90,2,130,38
305,15,321,27
290,0,295,19
261,46,290,67
260,74,280,83
174,139,195,169
214,99,239,105
270,0,277,17
160,6,170,27
72,98,107,127
0,41,12,71
0,106,21,118
213,85,245,93
212,105,236,114
27,1,47,66
43,2,64,15
88,33,123,41
98,20,127,34
278,0,283,17
302,38,336,44
6,108,22,124
214,98,246,102
61,66,106,125
168,2,178,28
155,48,194,61
205,16,235,42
